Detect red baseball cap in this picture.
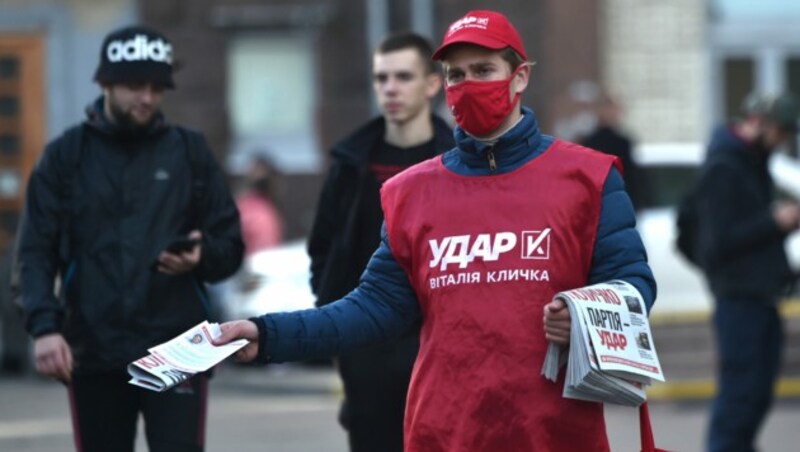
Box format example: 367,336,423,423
432,10,527,61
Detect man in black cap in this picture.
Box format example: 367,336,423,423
16,25,244,451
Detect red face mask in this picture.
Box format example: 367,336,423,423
445,67,523,137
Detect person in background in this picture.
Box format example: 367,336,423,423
16,26,243,452
307,31,453,452
236,153,283,257
694,92,800,452
214,10,655,451
211,153,284,319
581,93,648,211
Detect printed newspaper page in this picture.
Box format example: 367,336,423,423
128,320,248,392
563,298,647,406
541,280,664,406
562,280,664,383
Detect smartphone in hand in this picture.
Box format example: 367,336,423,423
165,237,201,254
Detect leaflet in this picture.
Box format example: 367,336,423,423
127,321,248,392
541,280,664,406
566,280,664,382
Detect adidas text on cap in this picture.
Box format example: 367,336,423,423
94,26,175,89
432,10,527,61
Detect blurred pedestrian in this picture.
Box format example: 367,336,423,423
307,31,453,452
211,153,284,318
581,93,648,210
16,25,243,452
236,153,283,257
694,93,800,452
214,9,655,451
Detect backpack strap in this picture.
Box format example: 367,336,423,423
58,125,86,264
176,126,209,230
11,124,84,310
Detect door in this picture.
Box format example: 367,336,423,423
0,35,45,252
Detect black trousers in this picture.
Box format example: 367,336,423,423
68,371,208,452
707,299,783,452
338,333,419,452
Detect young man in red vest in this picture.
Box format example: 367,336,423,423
215,10,656,451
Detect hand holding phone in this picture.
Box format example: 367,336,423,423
165,237,201,254
153,230,203,274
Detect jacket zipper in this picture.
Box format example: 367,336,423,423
487,148,497,173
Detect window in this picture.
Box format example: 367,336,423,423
0,96,19,117
723,57,754,120
0,56,19,79
227,33,319,174
785,57,800,154
787,57,800,97
0,36,45,254
640,164,699,209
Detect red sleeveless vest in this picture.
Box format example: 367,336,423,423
381,140,618,451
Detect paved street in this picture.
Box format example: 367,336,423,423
1,363,799,451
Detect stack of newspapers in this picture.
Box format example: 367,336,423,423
541,280,665,406
127,320,249,392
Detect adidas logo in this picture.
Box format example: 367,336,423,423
107,34,173,64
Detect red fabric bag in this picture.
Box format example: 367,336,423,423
639,402,669,452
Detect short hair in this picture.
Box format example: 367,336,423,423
499,48,527,71
439,45,528,73
375,32,436,74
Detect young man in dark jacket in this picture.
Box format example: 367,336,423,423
695,93,800,452
307,32,453,452
215,10,655,451
17,26,243,452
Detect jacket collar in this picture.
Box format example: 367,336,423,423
84,96,167,140
708,125,769,167
333,115,454,164
452,107,543,172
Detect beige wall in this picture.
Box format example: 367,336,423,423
603,0,709,145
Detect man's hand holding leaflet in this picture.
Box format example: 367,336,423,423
128,321,249,391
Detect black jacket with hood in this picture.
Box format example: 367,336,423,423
308,115,454,306
18,98,244,373
696,126,793,302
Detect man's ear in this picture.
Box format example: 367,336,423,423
512,64,531,96
426,72,443,98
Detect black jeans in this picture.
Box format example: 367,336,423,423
338,334,419,452
68,371,208,452
707,299,783,452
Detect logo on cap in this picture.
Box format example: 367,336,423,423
107,34,173,64
448,15,490,36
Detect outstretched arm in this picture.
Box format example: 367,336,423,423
214,223,421,362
